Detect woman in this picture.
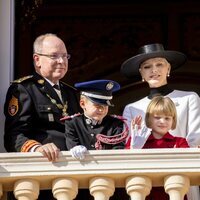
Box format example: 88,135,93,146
121,43,200,200
121,43,200,148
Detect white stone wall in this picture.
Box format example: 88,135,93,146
0,0,14,152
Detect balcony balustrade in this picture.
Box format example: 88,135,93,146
0,148,199,200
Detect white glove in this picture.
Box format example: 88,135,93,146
70,145,88,160
130,124,150,149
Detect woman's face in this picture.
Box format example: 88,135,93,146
139,57,171,88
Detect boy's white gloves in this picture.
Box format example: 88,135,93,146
70,145,88,160
130,124,150,149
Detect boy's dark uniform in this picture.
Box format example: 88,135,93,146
65,114,125,150
4,72,80,152
64,79,129,200
65,114,128,200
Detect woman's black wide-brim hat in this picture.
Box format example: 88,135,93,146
121,43,187,78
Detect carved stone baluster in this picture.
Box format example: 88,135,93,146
89,177,115,200
52,178,78,200
14,179,39,200
126,176,152,200
164,175,190,200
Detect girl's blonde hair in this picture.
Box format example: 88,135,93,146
145,96,177,130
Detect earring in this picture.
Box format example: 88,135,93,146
142,78,145,82
167,73,170,77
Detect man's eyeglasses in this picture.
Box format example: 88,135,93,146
35,53,71,60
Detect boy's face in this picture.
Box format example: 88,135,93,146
80,97,108,122
149,114,173,139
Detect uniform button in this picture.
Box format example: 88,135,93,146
91,145,94,147
91,133,94,137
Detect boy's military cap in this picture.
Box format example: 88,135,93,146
74,79,120,106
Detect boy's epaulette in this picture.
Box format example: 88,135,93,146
110,115,126,120
60,113,81,121
60,81,77,90
11,75,33,84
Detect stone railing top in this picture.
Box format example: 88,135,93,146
0,148,200,191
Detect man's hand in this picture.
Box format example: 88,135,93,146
70,145,88,160
35,143,60,162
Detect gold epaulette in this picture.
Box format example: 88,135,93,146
11,75,33,84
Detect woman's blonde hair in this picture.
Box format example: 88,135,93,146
145,96,177,130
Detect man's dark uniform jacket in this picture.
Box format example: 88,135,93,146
4,72,81,152
65,114,126,150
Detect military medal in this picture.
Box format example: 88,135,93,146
57,104,63,109
46,94,68,116
62,102,68,116
51,99,57,104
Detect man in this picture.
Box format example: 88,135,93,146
4,33,81,162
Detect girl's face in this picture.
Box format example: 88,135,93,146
80,98,108,122
139,57,171,88
149,114,173,139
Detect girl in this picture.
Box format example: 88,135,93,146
126,96,189,200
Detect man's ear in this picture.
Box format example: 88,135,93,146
33,54,41,68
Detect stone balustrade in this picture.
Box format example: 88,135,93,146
0,148,200,200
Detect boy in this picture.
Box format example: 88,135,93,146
64,79,129,160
